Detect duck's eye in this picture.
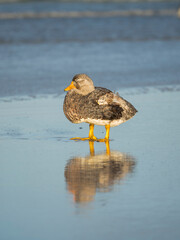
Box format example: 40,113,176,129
73,80,80,89
75,82,81,89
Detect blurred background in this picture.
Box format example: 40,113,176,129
0,0,180,98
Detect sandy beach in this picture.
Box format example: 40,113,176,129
1,1,180,239
1,87,180,239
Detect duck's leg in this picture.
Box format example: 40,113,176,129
105,124,110,140
71,124,98,141
97,124,110,142
88,124,98,141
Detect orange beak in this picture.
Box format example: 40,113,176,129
64,81,76,91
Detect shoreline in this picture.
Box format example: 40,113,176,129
0,84,179,102
0,85,179,142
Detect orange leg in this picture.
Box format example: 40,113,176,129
97,124,110,142
71,124,97,141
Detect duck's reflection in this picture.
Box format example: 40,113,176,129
65,141,135,205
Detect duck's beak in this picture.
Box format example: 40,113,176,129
64,81,76,91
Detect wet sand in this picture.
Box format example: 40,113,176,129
1,1,180,238
1,87,180,240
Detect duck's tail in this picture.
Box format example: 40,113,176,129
113,93,138,121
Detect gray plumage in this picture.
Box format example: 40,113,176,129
63,74,137,127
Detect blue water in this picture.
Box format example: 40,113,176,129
0,2,180,240
0,1,179,13
1,91,180,240
0,1,180,97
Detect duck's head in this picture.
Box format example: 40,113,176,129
64,74,95,95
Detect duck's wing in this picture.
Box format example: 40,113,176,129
81,87,124,121
94,87,122,107
88,87,137,121
96,90,114,105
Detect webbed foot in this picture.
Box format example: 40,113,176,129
70,136,98,141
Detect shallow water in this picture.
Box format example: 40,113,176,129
1,1,180,239
1,89,180,240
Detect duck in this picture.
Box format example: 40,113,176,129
63,74,137,142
